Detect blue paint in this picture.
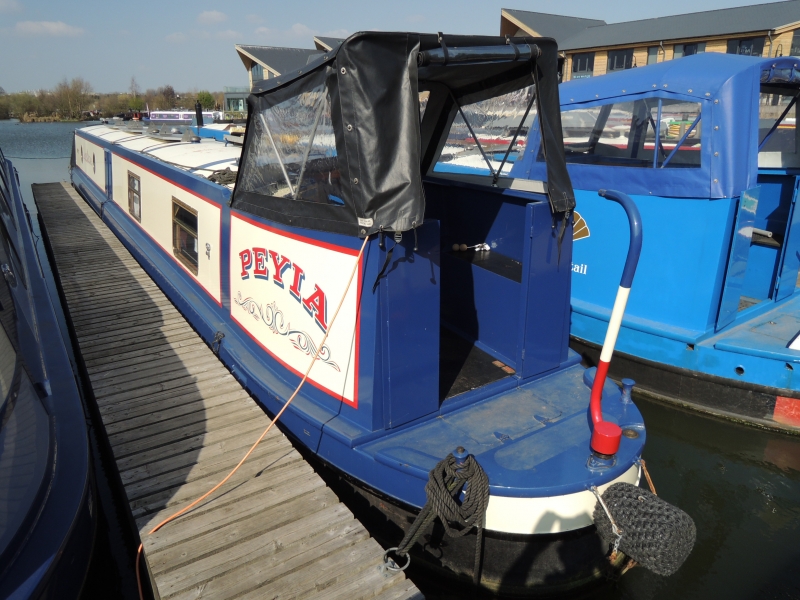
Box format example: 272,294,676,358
71,112,647,514
521,55,800,410
717,187,759,330
0,152,94,597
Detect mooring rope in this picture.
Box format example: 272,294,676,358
387,451,490,585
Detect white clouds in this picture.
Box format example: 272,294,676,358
15,21,84,36
0,0,22,13
197,10,227,24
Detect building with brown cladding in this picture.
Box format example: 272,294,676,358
501,1,800,81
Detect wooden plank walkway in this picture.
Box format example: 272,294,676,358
34,182,421,600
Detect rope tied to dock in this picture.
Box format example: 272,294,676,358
384,450,490,585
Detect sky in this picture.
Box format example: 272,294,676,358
0,0,791,94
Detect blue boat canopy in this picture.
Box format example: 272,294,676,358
518,54,800,199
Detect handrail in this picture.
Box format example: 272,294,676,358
589,189,643,456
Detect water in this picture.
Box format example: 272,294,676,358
2,119,799,600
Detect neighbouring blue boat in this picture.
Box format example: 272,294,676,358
510,53,800,434
0,150,95,596
70,32,695,593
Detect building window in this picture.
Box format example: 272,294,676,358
727,38,765,56
571,52,595,79
172,198,198,275
647,46,660,65
674,42,706,58
607,49,634,71
251,63,264,82
127,172,141,222
790,30,800,56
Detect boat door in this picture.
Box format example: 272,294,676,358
774,177,800,301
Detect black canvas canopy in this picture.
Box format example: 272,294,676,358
232,31,574,237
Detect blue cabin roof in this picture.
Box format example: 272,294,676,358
518,54,800,200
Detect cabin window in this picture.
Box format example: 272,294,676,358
647,47,659,65
674,43,705,58
558,98,702,168
127,171,141,222
727,38,765,57
432,84,536,177
237,77,344,206
571,52,594,79
251,63,264,82
172,198,198,275
607,49,634,71
758,87,799,167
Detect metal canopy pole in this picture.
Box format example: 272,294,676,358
258,112,295,197
294,94,328,201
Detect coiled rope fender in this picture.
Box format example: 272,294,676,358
386,451,490,585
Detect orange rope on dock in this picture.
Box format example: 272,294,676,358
135,234,370,599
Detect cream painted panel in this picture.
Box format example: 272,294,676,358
484,464,640,534
229,214,361,407
110,154,222,303
74,136,106,192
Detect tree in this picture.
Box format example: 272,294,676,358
129,96,145,111
53,77,93,119
196,90,214,109
157,85,176,109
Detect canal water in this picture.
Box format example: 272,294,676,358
1,119,799,600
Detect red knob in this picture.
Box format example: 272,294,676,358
591,420,622,456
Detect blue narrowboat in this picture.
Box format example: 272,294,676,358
512,53,800,434
70,32,694,593
0,150,96,597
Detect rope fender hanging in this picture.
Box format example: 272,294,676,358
592,464,696,577
383,447,490,585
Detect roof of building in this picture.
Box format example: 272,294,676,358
314,36,344,51
501,9,605,42
235,44,324,75
505,0,800,51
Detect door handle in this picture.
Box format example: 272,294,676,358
2,263,17,288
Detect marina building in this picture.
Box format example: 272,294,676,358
500,0,800,81
234,37,343,91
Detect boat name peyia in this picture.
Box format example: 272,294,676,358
239,248,328,332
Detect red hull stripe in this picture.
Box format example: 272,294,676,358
774,396,800,427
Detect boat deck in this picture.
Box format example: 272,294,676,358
33,182,420,600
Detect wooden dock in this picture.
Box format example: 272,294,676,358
34,182,421,600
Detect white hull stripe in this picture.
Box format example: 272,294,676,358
484,464,639,535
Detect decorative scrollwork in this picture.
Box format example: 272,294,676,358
264,301,291,335
234,294,339,371
234,292,263,321
287,330,340,371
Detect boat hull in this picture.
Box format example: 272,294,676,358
571,336,800,434
302,451,619,597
